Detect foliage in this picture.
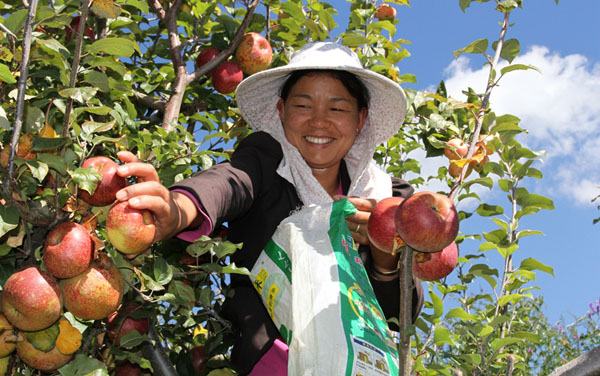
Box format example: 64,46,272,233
0,0,577,374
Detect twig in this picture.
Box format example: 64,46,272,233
398,246,414,375
449,11,511,202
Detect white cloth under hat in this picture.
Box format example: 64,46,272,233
235,42,408,204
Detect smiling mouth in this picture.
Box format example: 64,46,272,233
305,136,334,144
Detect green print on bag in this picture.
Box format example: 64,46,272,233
250,200,398,375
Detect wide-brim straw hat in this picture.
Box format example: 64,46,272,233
235,42,407,146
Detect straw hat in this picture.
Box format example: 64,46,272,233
235,42,407,146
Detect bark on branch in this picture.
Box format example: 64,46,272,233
548,346,600,376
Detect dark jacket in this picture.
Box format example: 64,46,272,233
171,131,424,374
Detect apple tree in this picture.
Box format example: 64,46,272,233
0,0,584,374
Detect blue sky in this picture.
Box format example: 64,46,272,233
325,0,600,324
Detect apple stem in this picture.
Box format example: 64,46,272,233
397,246,414,375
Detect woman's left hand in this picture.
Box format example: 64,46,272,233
333,195,376,246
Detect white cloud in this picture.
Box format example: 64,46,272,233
441,46,600,206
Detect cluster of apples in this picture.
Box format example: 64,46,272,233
0,156,156,371
195,32,273,95
367,192,460,281
445,136,493,179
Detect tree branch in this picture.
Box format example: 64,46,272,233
398,246,414,375
548,346,600,376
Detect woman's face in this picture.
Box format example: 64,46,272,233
277,72,368,171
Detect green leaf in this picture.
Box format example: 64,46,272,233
445,307,478,321
498,293,526,307
36,154,68,176
0,63,16,84
168,280,196,308
153,256,173,286
490,337,522,351
82,120,116,135
0,206,19,238
478,325,494,337
86,38,140,58
433,326,453,346
497,243,518,258
429,290,444,319
515,229,544,240
459,353,482,365
58,353,109,376
118,330,149,349
501,63,541,76
70,167,102,195
476,203,504,217
492,38,520,63
519,258,554,276
24,160,49,182
453,39,488,58
25,321,60,351
281,1,306,20
58,87,99,104
342,34,369,47
516,189,555,211
31,136,68,152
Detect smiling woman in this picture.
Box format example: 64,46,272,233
115,42,424,375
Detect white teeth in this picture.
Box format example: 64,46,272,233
305,136,333,144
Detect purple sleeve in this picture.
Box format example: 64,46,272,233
171,188,214,242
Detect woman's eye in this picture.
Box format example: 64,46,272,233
331,107,347,112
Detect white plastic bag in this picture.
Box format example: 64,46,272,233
250,199,399,376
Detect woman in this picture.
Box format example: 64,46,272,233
115,42,423,375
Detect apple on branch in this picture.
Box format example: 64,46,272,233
43,221,94,279
211,61,244,95
444,138,469,160
375,4,396,20
1,267,63,331
394,191,459,253
60,253,124,320
195,47,221,75
79,156,128,207
367,196,406,254
412,241,459,281
16,333,73,372
106,302,150,347
234,32,273,75
107,200,156,255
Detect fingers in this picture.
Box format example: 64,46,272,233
117,151,139,164
116,181,170,208
349,220,369,245
333,195,378,246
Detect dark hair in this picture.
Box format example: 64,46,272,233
279,69,370,110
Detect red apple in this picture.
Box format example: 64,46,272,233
211,61,244,94
367,197,406,254
234,32,273,75
0,313,15,357
195,47,221,75
1,267,62,331
60,254,124,320
191,345,207,375
375,4,396,20
43,222,93,279
107,200,156,255
79,156,128,207
16,334,73,372
444,138,469,160
395,191,459,253
106,302,149,347
66,15,95,42
412,241,459,281
114,361,143,376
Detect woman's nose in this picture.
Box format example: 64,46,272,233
309,108,329,128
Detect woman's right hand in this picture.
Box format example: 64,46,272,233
115,151,200,243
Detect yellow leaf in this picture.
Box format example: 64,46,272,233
39,124,58,138
90,0,122,19
194,324,208,338
56,319,82,355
